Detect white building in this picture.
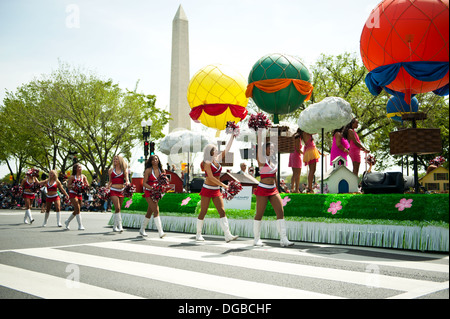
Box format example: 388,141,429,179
321,156,359,193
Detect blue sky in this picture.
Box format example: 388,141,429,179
0,0,381,176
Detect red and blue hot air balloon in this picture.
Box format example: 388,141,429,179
360,0,449,104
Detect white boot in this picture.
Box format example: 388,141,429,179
42,212,49,227
65,214,75,230
220,217,238,243
117,213,123,232
276,219,294,247
139,217,150,237
28,209,34,224
24,210,30,224
154,216,166,238
196,219,205,241
112,213,118,231
76,214,85,230
24,209,34,224
56,211,62,227
253,220,264,247
113,213,123,232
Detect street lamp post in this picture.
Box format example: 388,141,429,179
141,119,153,161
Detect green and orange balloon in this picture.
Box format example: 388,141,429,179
246,53,313,124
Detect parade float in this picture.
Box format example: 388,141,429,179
360,0,449,193
111,192,448,252
109,0,448,252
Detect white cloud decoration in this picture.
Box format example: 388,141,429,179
297,97,353,134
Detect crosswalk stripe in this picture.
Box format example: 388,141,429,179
143,234,449,273
0,264,141,299
12,247,342,299
387,281,449,299
87,241,446,293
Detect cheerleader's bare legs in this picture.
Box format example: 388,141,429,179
43,198,62,227
254,194,284,221
197,196,226,220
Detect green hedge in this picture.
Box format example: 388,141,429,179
120,193,449,223
121,193,201,214
277,193,449,223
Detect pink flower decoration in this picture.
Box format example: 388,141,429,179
395,198,413,211
181,197,191,206
282,196,291,207
327,201,342,215
124,199,133,208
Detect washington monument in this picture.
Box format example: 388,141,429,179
169,5,191,132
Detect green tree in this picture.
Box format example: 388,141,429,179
1,62,170,184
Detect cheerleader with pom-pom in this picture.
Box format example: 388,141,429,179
20,168,39,224
254,127,294,248
108,155,130,232
66,163,88,230
140,154,167,238
196,134,238,243
39,170,69,227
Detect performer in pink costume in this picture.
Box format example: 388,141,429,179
288,129,303,193
330,127,350,165
344,118,369,176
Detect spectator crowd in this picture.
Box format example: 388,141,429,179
0,176,111,212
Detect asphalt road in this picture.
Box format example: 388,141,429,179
0,209,448,303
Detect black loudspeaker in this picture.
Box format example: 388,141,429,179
361,172,404,194
189,178,204,193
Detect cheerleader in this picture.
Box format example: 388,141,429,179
253,129,294,247
40,170,69,227
139,154,166,238
108,155,130,232
66,163,88,230
196,135,238,243
20,170,39,224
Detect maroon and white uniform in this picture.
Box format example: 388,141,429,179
69,175,84,201
254,159,279,197
46,180,60,203
199,161,223,198
110,169,125,198
143,168,160,198
22,179,36,200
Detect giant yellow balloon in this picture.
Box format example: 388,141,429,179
187,64,248,132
